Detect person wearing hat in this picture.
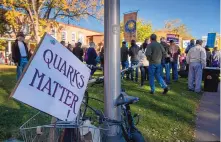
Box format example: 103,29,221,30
186,39,206,93
12,32,29,80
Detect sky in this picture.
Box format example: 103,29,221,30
71,0,220,39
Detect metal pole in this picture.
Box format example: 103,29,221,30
104,0,124,141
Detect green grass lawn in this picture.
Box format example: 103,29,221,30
0,68,201,142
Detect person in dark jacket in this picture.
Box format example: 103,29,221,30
146,34,168,94
212,47,220,67
139,38,149,49
99,46,104,75
205,46,212,67
129,40,139,82
12,32,30,80
160,37,171,84
185,39,195,54
121,41,129,79
67,44,72,52
86,42,97,77
72,42,83,61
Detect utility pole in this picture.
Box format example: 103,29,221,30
104,0,124,141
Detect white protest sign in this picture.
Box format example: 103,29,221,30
10,33,91,121
183,40,190,49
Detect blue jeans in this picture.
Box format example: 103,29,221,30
170,62,178,81
140,66,148,86
161,63,170,83
161,60,171,83
17,57,28,80
121,60,129,78
131,61,139,81
149,64,167,92
89,63,97,76
188,62,202,92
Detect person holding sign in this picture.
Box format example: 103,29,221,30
12,32,29,80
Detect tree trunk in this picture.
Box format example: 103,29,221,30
34,19,40,43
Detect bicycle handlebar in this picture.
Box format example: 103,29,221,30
121,63,143,73
82,101,121,125
87,63,142,85
86,64,103,70
88,76,104,84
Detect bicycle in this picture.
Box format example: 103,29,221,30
80,64,145,142
81,83,145,142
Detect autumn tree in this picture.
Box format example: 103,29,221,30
1,0,104,43
164,19,194,39
0,39,6,51
0,8,11,37
120,19,152,43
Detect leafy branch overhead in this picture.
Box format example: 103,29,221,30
0,0,104,42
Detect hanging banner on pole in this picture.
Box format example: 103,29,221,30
10,33,91,121
124,11,137,42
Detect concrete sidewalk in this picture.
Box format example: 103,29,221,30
195,87,220,141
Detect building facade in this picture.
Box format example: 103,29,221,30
0,22,104,57
49,23,104,46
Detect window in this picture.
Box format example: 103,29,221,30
61,31,67,41
78,33,84,44
72,32,76,43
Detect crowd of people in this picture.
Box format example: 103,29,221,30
62,40,104,79
120,34,220,95
10,31,220,94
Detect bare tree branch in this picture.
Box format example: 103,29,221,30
37,0,47,14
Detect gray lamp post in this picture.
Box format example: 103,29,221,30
104,0,124,141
